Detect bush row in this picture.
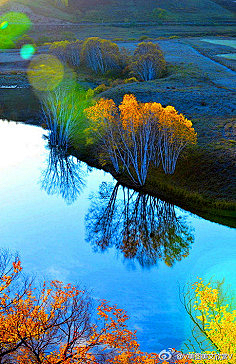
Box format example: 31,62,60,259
48,38,167,81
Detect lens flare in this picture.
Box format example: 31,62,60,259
0,21,8,30
27,54,64,91
20,44,35,60
0,12,31,37
0,12,32,49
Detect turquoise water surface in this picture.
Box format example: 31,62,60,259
0,120,235,353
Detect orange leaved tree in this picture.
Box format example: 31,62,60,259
0,250,174,364
85,94,197,185
159,106,197,174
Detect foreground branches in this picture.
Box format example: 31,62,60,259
183,279,236,363
0,251,171,363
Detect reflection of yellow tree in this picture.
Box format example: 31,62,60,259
86,182,194,267
183,279,236,364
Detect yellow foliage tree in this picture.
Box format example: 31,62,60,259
81,37,122,74
183,278,236,364
159,105,197,174
85,94,197,185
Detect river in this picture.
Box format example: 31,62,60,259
0,120,235,354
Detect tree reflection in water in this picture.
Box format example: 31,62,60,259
86,182,194,268
41,144,85,205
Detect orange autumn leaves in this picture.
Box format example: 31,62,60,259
1,257,183,364
3,262,233,364
85,94,197,184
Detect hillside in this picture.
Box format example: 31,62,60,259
213,0,236,12
2,0,235,23
69,0,235,21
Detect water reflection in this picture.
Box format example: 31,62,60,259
41,142,85,204
86,182,194,268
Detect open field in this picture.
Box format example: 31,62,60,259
184,37,236,70
26,23,236,44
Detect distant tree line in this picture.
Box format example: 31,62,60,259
49,38,167,81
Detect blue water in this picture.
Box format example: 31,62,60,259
0,120,235,354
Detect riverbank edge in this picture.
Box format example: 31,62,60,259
1,115,235,227
70,146,236,229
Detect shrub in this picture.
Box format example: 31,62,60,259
61,30,77,41
15,34,36,49
152,8,172,21
110,79,125,87
36,35,51,46
66,39,83,67
41,85,92,151
123,77,138,84
81,37,123,75
49,39,82,67
49,40,69,63
138,35,150,41
130,41,167,81
93,84,109,95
